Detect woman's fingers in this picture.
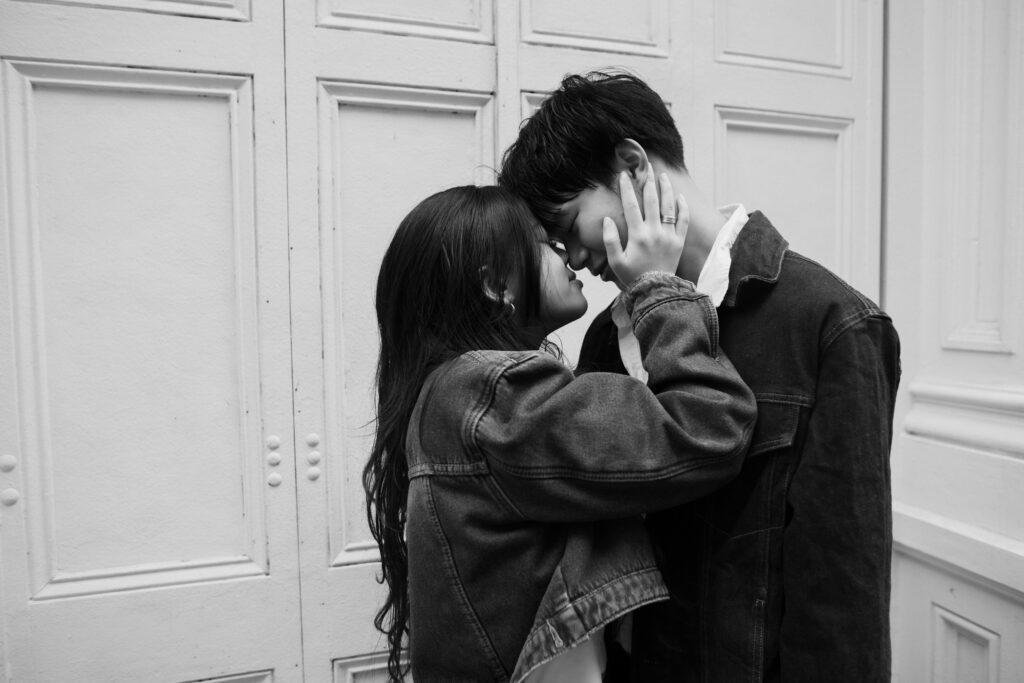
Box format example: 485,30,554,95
675,192,690,243
602,216,625,266
618,171,644,236
658,173,675,226
643,171,659,228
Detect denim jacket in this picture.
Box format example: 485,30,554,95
404,273,757,682
579,213,901,682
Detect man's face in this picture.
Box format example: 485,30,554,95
551,182,630,288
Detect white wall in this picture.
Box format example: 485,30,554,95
886,0,1024,680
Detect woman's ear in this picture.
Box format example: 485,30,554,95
479,266,513,307
612,139,651,187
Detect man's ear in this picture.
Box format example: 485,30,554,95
612,139,651,186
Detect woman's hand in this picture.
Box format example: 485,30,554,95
603,170,689,285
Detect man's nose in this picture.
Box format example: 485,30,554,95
566,242,588,270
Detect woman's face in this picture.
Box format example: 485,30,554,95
534,238,588,334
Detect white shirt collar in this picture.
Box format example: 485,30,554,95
609,204,748,382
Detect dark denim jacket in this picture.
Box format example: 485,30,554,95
404,273,757,682
579,213,901,682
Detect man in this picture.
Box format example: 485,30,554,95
499,72,900,681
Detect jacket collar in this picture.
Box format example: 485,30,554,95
720,211,788,308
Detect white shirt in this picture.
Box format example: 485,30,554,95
610,204,748,382
522,629,606,683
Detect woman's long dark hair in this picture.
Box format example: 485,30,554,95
364,186,546,681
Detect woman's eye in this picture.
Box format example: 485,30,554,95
548,239,565,250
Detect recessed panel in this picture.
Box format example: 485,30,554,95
4,62,265,596
182,672,273,683
892,551,1021,681
897,426,1024,544
320,0,493,43
936,0,1017,354
716,108,850,277
716,0,847,74
932,605,1000,683
334,653,395,683
522,0,668,56
14,0,250,20
319,83,493,564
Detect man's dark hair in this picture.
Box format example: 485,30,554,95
499,70,685,229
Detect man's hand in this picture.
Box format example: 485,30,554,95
603,171,689,285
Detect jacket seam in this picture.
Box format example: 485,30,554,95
820,310,891,356
515,591,671,683
482,470,527,520
466,354,533,519
423,479,508,679
566,566,660,605
484,452,735,481
409,461,489,477
488,407,755,480
754,392,812,407
512,566,669,683
463,353,528,464
788,251,882,310
635,295,720,356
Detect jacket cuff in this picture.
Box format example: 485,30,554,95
621,271,696,319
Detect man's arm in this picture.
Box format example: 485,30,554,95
780,314,901,681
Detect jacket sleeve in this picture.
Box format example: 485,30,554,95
780,314,900,681
473,273,757,522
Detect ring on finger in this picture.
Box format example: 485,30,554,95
661,214,677,224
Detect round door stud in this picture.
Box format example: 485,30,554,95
267,473,283,487
1,488,20,506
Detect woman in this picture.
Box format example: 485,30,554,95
365,174,756,682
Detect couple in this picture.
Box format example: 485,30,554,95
364,72,901,682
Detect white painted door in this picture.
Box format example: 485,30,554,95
887,0,1024,679
0,2,302,682
0,1,889,680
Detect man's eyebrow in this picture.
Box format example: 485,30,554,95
551,205,571,226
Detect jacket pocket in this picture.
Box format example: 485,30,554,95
702,399,803,538
746,399,802,458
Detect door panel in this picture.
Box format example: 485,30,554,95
688,0,883,301
284,3,497,680
887,0,1024,679
0,3,301,682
